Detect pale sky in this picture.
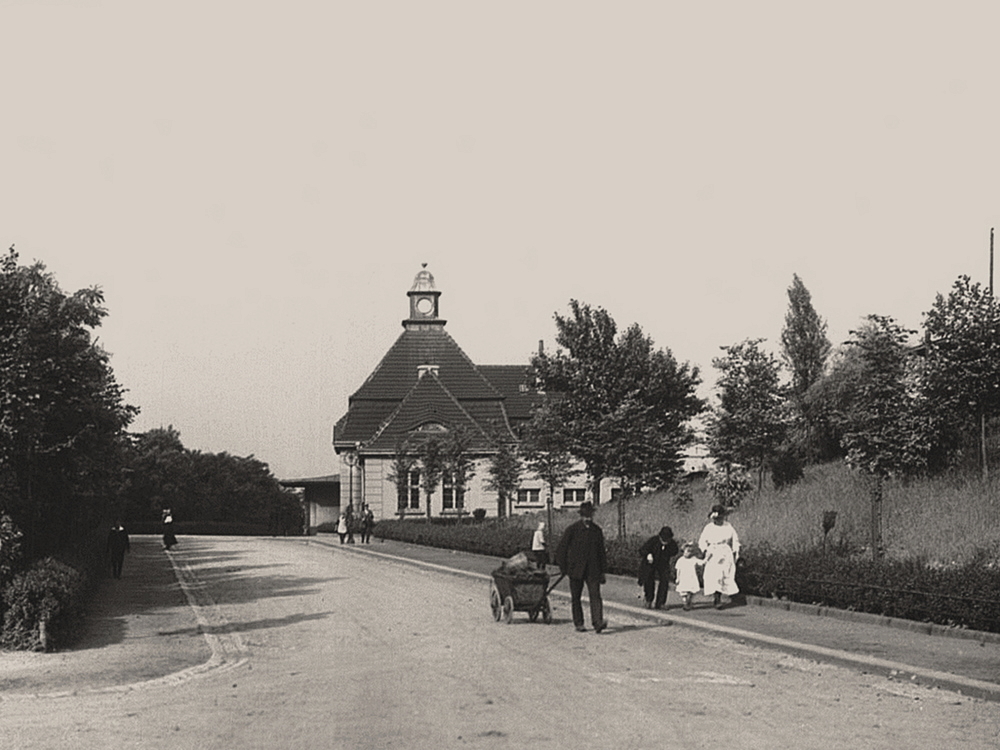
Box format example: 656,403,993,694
3,2,999,480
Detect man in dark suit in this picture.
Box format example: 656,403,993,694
554,501,608,633
638,526,679,609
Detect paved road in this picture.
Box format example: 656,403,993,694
1,536,999,750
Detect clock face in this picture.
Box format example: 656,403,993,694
416,297,433,315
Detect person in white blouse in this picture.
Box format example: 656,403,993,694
698,504,741,609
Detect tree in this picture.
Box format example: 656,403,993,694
519,402,579,545
530,300,703,508
414,436,447,520
781,274,831,398
922,275,1000,478
707,339,790,492
442,428,476,514
840,316,934,560
0,247,137,557
485,440,521,518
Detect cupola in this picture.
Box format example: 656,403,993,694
404,263,446,329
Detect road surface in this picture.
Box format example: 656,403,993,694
2,536,998,749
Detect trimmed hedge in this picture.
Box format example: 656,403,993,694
374,520,1000,634
1,557,88,651
740,543,1000,634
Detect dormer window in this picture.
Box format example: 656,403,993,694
415,422,447,432
417,364,439,378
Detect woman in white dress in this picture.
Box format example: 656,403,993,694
698,504,740,609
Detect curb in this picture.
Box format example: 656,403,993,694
743,595,1000,645
332,540,1000,703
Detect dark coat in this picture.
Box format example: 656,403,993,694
106,527,130,557
637,534,678,586
554,519,607,582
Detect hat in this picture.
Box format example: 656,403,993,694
658,526,674,539
578,501,595,518
708,504,727,519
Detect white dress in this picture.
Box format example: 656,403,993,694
698,521,740,596
674,556,703,596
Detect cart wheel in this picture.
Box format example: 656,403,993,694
490,584,502,622
502,596,514,624
541,597,552,624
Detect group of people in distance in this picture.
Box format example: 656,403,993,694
337,504,376,544
533,500,741,633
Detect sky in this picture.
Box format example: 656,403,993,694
3,2,1000,480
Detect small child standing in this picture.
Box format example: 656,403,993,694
674,542,705,611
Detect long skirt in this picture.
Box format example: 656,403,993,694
702,544,739,596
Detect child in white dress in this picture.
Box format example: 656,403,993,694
674,542,705,610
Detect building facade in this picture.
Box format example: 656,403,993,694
332,266,615,521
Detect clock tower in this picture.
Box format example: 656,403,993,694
404,263,445,329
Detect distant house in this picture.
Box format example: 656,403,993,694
332,266,617,521
278,474,340,533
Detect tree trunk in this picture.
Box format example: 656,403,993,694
870,474,884,562
981,408,989,482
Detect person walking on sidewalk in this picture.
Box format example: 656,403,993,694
531,520,548,570
675,542,705,610
638,525,679,609
699,504,741,609
337,513,348,544
162,508,177,551
106,520,130,579
554,501,608,633
360,505,375,544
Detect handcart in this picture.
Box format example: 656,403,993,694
489,567,564,624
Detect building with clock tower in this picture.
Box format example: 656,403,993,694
329,265,614,526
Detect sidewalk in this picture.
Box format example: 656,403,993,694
0,536,210,698
330,536,1000,702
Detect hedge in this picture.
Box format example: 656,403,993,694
1,557,88,651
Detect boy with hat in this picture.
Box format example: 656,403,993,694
637,525,679,609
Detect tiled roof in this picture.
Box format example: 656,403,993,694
366,371,494,452
350,328,501,402
478,365,545,421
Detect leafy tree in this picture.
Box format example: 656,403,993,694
519,402,579,544
415,436,447,520
530,300,703,506
797,345,867,462
840,316,934,560
485,440,521,518
0,247,136,557
386,445,417,515
922,275,1000,478
781,274,831,398
442,428,476,513
707,339,790,492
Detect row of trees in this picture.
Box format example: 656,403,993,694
0,247,137,560
118,426,302,534
0,248,301,579
706,273,1000,558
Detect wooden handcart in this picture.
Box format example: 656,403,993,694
489,568,563,624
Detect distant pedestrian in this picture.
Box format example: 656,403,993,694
531,521,548,570
675,542,705,611
361,506,375,544
554,501,608,633
162,508,177,551
699,504,741,609
638,526,678,609
345,505,356,544
337,513,348,544
106,520,130,579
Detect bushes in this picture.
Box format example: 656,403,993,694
741,543,1000,633
1,557,88,651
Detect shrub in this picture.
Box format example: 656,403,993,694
1,557,88,651
472,508,487,521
